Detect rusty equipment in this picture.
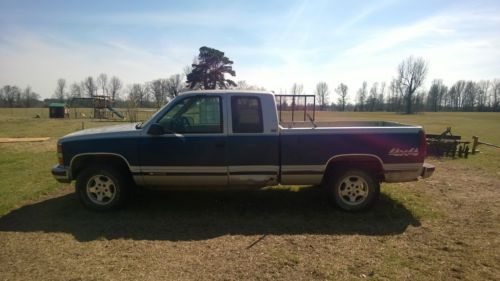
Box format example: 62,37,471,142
426,127,470,158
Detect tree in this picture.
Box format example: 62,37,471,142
2,85,20,107
476,80,490,111
462,81,477,111
356,81,367,111
335,83,348,111
427,79,447,112
69,82,83,99
21,86,40,107
234,80,266,91
377,82,386,111
108,76,122,101
290,83,304,95
53,78,67,101
492,79,500,111
128,83,148,107
83,76,97,97
186,46,237,89
97,73,108,96
149,79,168,108
167,74,184,98
315,82,329,110
367,82,379,111
396,56,428,114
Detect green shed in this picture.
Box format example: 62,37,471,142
48,103,67,118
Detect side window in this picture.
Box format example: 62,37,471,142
157,96,222,134
231,96,263,133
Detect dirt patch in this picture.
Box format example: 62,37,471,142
0,137,50,143
0,159,499,280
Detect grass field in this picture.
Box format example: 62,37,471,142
0,108,499,280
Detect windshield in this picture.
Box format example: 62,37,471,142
136,99,175,128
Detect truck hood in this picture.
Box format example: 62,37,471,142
60,123,141,142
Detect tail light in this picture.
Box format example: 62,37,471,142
57,144,64,165
419,130,427,161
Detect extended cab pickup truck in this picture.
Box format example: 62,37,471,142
52,90,434,211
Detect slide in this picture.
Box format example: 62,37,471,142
106,106,125,119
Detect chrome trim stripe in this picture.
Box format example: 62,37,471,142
281,165,324,172
140,166,227,173
135,172,227,176
228,165,278,172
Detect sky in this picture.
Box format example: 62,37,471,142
0,0,499,100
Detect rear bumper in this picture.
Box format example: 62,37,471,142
420,162,435,179
384,162,435,183
51,164,71,183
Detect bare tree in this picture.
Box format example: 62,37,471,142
427,79,447,112
463,81,477,111
377,82,386,111
53,78,67,101
234,80,266,91
128,83,148,107
83,76,97,97
335,83,348,111
290,83,304,95
2,85,20,107
356,81,367,111
396,56,428,114
96,73,108,96
167,74,184,98
367,82,379,111
149,79,168,108
492,79,500,111
69,82,83,99
21,86,40,107
476,80,490,111
315,82,329,110
108,76,122,101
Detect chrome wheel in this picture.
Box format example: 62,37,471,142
86,174,117,205
338,175,369,206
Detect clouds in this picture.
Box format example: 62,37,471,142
0,0,499,100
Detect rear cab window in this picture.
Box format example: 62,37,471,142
231,96,263,133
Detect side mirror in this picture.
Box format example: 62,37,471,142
147,123,166,135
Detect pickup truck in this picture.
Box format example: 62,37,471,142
52,90,435,211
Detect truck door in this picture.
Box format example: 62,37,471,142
139,95,228,187
227,95,280,186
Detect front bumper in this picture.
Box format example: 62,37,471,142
51,165,71,183
420,162,435,179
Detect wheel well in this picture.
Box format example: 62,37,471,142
71,154,131,180
322,155,384,184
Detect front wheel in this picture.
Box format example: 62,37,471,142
76,165,127,211
325,169,380,211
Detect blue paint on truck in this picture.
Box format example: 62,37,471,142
51,90,435,211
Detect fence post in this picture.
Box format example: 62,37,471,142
472,136,479,154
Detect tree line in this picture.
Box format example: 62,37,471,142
0,47,499,112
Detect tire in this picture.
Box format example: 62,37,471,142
325,169,380,211
76,165,128,211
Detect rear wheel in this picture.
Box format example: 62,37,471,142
76,165,127,211
325,169,379,211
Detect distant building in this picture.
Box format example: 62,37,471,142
48,103,67,118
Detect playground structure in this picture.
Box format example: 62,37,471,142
69,96,124,120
